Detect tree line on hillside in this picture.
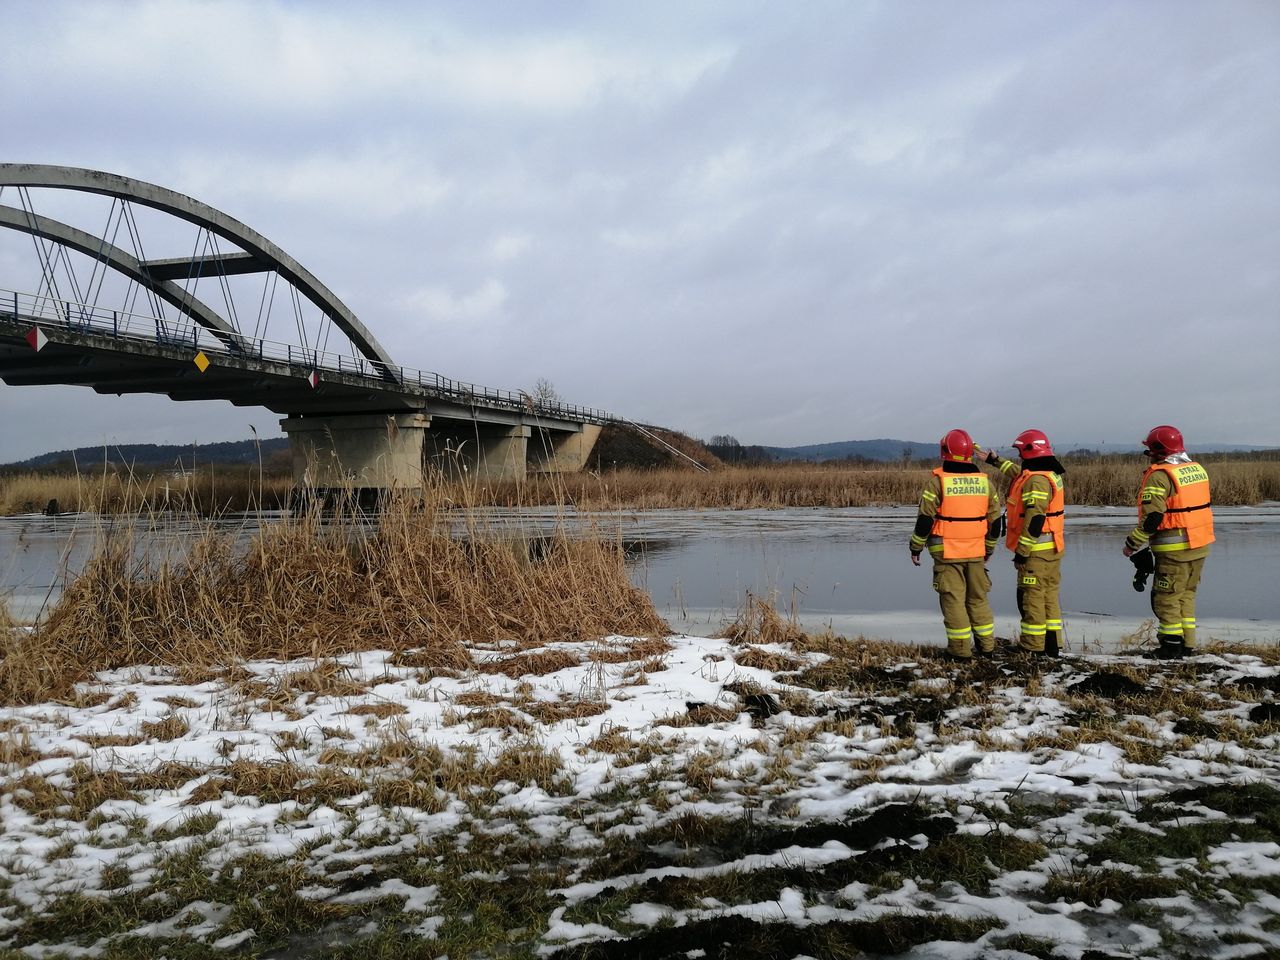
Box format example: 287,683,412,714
4,439,292,475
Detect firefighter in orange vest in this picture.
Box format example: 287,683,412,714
1122,425,1214,659
909,429,1004,659
978,430,1067,657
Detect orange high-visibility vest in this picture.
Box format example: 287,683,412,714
1141,461,1214,551
1005,470,1065,553
930,467,990,560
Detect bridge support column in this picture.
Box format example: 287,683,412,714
281,413,431,496
425,425,530,482
527,424,602,474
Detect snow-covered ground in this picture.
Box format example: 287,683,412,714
1,630,1278,958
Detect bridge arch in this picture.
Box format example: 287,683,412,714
0,163,397,376
0,204,244,348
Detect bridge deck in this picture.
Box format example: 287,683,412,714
0,294,613,430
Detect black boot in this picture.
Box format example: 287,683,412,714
1044,630,1060,658
1147,633,1185,660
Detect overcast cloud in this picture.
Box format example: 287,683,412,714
1,0,1277,461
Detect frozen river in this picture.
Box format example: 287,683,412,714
3,504,1278,651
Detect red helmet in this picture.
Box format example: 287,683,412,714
1012,428,1053,459
1143,425,1185,459
940,428,974,463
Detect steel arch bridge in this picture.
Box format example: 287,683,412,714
0,163,622,486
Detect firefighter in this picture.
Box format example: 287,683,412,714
978,430,1067,656
1122,425,1214,659
909,429,1004,659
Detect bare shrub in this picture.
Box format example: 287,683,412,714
719,593,807,647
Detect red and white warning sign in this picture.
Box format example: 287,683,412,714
25,327,48,352
306,370,320,389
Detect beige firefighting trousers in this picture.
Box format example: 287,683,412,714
1015,553,1062,653
1151,554,1207,649
932,559,995,658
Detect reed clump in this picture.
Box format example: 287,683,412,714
0,468,293,516
1065,457,1280,507
7,455,1277,517
485,456,1280,510
492,463,930,510
0,494,665,705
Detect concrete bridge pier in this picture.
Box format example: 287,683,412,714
424,424,530,482
281,413,433,498
527,423,603,474
280,415,604,501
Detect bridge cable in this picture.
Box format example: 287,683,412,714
289,284,309,364
177,225,206,323
54,240,88,306
120,200,168,330
253,269,278,342
318,309,334,358
98,203,139,320
85,198,124,311
621,419,712,473
16,187,65,310
210,232,242,335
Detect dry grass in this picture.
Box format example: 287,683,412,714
0,467,293,516
494,463,932,510
343,702,407,719
476,649,583,679
733,645,806,673
1066,456,1280,506
0,493,666,704
5,451,1277,519
719,592,808,646
486,457,1280,510
140,714,190,742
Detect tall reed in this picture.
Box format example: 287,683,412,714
0,468,293,516
487,458,1280,510
0,493,665,704
4,455,1276,518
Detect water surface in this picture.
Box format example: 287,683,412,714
3,504,1277,648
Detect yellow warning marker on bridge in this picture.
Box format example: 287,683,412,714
193,351,210,373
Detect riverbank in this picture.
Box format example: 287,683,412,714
2,495,1278,955
4,456,1279,516
496,457,1280,510
1,626,1278,958
7,504,1280,647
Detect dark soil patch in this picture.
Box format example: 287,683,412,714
721,683,782,722
682,701,740,724
1172,717,1222,738
580,803,956,884
1147,783,1280,836
573,813,1044,915
1067,671,1146,698
791,664,914,694
827,696,955,735
550,911,999,959
752,802,956,858
1043,868,1181,907
1249,703,1280,724
1230,673,1280,694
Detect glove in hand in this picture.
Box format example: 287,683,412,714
1130,549,1154,592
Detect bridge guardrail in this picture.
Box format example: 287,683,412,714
3,288,618,425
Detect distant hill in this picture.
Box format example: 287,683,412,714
7,436,1274,472
8,438,291,470
765,439,937,462
763,438,1276,463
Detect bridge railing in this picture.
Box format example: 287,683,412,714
3,288,618,425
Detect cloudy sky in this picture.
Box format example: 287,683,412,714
1,0,1277,461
